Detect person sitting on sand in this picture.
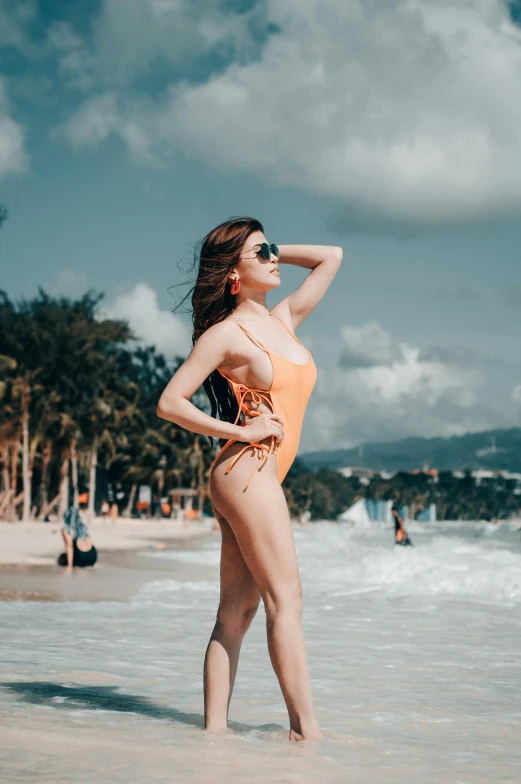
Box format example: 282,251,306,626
391,505,413,547
58,506,98,568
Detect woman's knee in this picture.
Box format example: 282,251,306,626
216,597,260,636
263,579,303,622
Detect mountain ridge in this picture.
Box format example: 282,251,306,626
299,428,521,473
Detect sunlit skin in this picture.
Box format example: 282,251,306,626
157,230,342,741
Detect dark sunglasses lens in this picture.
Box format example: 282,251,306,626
260,243,270,260
270,244,279,257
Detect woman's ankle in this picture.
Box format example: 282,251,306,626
205,721,228,733
289,724,323,741
290,715,320,735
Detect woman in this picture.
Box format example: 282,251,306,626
157,216,342,741
58,506,98,568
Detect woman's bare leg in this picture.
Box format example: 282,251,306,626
204,508,260,731
210,455,322,741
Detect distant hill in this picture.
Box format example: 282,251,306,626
299,428,521,473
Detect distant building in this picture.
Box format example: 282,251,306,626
448,469,521,488
498,470,521,482
337,466,375,485
411,463,438,480
471,469,495,483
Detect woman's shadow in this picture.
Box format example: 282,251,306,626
1,681,283,735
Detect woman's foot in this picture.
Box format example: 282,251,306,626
288,724,323,742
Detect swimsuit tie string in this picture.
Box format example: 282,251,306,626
224,384,277,489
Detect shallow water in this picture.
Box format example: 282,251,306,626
1,521,521,783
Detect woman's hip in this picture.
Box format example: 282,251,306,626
209,439,282,499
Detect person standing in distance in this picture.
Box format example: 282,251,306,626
392,505,413,547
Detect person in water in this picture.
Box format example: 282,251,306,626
58,506,98,568
392,505,413,547
157,216,342,741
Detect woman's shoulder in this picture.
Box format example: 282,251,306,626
199,318,242,345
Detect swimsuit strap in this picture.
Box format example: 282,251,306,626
231,385,273,423
270,314,305,347
234,322,271,354
271,314,312,360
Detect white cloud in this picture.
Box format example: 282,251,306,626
0,77,28,180
59,92,163,166
513,384,521,404
48,0,263,89
0,0,37,53
302,321,505,450
340,321,404,368
46,20,96,92
60,0,521,228
101,283,191,358
60,93,119,149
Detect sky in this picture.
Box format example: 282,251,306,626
1,0,521,453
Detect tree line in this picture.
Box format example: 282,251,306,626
283,463,521,522
0,290,211,521
1,289,519,524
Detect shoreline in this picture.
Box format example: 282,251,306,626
0,518,215,566
0,518,218,603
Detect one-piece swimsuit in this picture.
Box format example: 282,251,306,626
208,315,317,491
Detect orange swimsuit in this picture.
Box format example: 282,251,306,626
208,315,317,490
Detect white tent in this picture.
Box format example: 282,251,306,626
338,498,371,527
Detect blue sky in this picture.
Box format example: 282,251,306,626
1,0,521,452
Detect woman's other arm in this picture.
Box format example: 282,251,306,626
157,320,285,445
271,244,343,329
157,321,245,439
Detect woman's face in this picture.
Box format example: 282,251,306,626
232,230,280,292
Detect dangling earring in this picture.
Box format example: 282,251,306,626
231,278,241,295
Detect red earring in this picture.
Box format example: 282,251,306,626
231,278,241,294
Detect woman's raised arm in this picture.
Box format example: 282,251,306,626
271,244,343,330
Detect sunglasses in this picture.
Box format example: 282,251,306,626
246,242,279,260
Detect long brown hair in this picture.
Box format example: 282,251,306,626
172,216,264,450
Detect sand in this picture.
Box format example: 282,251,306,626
0,518,215,566
0,518,218,602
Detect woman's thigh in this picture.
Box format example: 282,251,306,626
212,506,260,613
210,460,301,615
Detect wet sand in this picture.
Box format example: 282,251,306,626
0,519,218,602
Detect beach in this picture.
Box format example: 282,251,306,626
1,519,521,783
0,519,217,601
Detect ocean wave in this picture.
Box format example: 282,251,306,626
133,522,521,607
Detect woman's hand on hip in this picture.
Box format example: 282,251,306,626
239,413,284,446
